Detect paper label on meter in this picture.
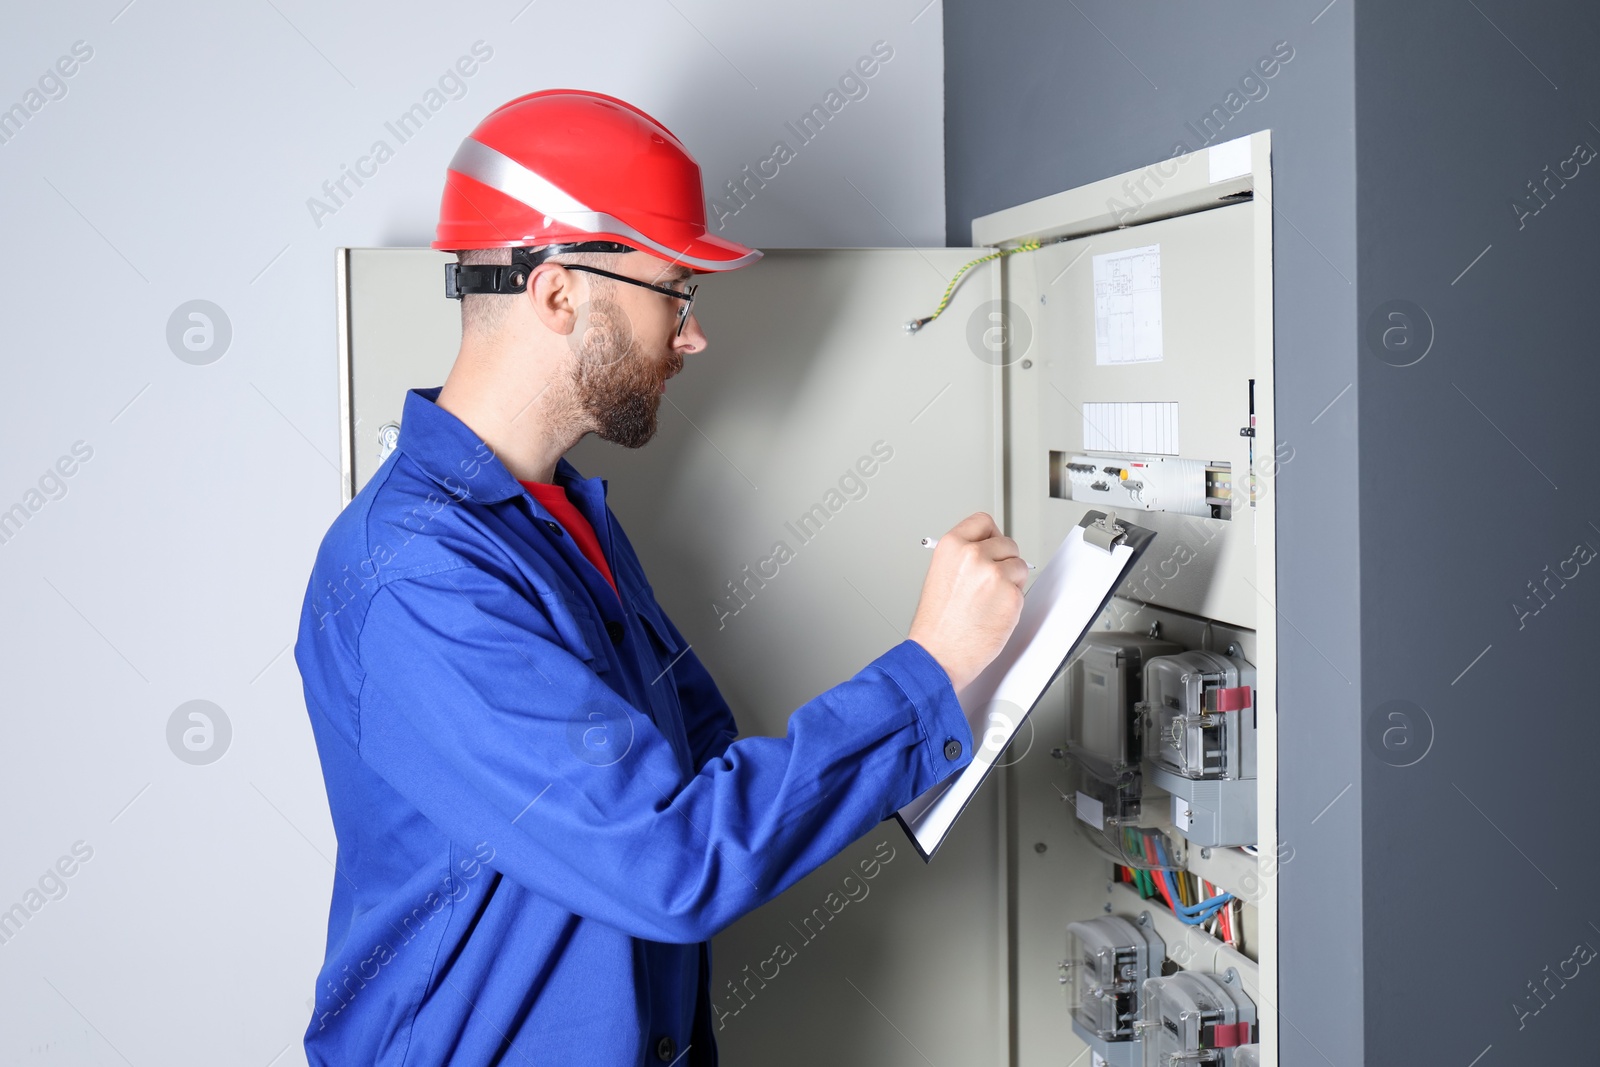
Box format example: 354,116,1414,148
1075,791,1105,830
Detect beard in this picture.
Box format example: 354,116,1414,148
568,293,681,449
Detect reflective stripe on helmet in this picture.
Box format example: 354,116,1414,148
448,137,762,271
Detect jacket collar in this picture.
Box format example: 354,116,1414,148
396,386,606,506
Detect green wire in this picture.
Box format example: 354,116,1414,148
904,238,1044,333
1127,828,1153,897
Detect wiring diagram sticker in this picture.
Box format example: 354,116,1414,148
1093,244,1165,365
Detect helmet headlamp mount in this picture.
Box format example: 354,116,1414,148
444,241,639,299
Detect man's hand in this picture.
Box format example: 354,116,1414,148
907,512,1028,694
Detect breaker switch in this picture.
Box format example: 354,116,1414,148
1214,686,1252,712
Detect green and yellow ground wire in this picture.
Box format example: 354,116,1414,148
903,237,1045,334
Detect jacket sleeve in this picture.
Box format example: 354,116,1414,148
354,563,972,945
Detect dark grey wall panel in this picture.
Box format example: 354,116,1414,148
944,2,1363,1063
1355,2,1600,1063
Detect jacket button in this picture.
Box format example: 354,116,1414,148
943,739,962,760
605,620,625,645
655,1035,676,1061
544,520,565,537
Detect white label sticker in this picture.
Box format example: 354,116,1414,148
1082,400,1180,455
1174,794,1192,832
1075,790,1105,830
1208,135,1252,183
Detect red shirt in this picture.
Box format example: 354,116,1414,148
518,479,620,601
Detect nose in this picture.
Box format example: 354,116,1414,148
674,311,707,355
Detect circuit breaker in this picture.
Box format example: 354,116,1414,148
1060,455,1217,519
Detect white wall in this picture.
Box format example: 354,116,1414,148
0,2,945,1062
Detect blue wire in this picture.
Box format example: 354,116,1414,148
1175,901,1229,927
1155,868,1233,920
1145,836,1235,926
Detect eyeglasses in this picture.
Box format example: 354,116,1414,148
556,264,699,337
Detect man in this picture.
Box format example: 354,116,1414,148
294,88,1026,1065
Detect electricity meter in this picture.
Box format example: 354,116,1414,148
1061,633,1185,868
1138,651,1258,847
1064,915,1166,1067
1066,633,1182,777
1140,651,1256,781
1136,970,1257,1066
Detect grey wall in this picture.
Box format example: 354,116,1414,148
1355,2,1600,1063
945,2,1363,1063
0,3,947,1063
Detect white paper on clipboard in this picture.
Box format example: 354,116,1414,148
895,510,1156,860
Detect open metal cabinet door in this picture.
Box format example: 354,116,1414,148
337,247,1011,1066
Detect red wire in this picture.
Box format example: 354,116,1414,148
1204,880,1226,942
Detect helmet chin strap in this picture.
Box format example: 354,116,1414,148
444,241,637,299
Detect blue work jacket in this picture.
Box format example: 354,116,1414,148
293,386,974,1065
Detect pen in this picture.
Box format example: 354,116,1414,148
921,536,1036,570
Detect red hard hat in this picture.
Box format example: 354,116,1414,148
433,89,761,273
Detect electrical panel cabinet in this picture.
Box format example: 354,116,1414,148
970,130,1277,1067
337,131,1277,1066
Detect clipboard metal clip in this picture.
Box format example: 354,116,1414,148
1082,509,1128,553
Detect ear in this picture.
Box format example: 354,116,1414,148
526,265,581,337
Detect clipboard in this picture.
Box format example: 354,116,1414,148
895,509,1157,860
